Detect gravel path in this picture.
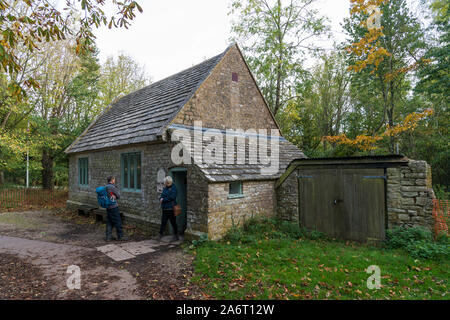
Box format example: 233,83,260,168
0,235,140,299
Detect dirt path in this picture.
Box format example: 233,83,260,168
0,209,150,248
0,235,140,299
0,210,203,300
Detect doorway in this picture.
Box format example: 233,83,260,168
169,167,187,235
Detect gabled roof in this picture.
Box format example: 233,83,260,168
65,46,229,154
197,138,306,182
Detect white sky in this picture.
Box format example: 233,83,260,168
94,0,351,82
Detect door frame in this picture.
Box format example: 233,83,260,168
169,167,188,234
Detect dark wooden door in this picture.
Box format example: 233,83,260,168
298,169,340,238
169,168,187,235
298,167,386,241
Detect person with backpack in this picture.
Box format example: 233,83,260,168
104,176,125,241
157,176,179,242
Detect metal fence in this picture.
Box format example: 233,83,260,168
0,188,68,210
433,199,449,236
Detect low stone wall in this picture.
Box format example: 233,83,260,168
386,160,435,230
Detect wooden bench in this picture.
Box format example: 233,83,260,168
90,208,107,222
77,205,98,216
77,205,107,223
77,205,125,224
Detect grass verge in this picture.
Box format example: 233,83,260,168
189,218,449,300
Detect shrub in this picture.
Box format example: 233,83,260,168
190,233,209,248
385,226,449,261
433,184,449,200
385,226,432,249
405,240,449,260
223,217,325,244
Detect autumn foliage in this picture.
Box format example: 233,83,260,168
324,109,434,151
324,0,433,151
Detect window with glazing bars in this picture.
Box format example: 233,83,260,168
78,158,89,186
229,181,243,197
121,152,141,191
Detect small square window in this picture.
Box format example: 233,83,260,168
232,72,238,82
229,181,243,198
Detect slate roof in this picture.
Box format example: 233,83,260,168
66,44,307,181
169,125,306,182
65,48,228,154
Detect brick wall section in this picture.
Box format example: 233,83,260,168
207,180,276,240
67,141,209,238
276,171,299,222
172,45,280,132
386,160,435,230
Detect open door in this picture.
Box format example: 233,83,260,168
169,167,187,235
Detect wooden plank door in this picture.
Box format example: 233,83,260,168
341,168,386,241
298,169,340,237
298,167,386,241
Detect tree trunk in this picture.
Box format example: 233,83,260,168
41,148,54,190
273,67,282,116
0,171,4,185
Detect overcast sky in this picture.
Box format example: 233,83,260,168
94,0,352,82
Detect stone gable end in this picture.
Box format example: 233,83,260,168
171,45,280,132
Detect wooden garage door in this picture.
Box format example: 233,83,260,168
298,168,386,241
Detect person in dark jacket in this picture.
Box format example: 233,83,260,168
157,176,179,241
105,176,126,241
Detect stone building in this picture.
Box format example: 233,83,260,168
66,44,436,242
65,44,305,240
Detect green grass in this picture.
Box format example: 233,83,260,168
189,218,449,300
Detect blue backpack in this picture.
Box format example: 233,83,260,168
96,186,116,209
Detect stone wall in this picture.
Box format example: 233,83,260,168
67,141,210,238
207,180,277,240
386,160,435,230
172,45,280,132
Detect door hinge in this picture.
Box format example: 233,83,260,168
363,176,386,180
297,175,314,179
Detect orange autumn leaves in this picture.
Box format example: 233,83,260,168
324,109,434,151
347,0,429,77
347,0,390,74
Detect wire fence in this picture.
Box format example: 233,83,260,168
0,188,68,211
433,199,449,237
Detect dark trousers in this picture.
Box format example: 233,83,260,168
160,209,178,236
106,207,123,239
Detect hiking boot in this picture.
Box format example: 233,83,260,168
156,234,163,242
117,235,129,241
171,234,179,242
105,236,115,242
